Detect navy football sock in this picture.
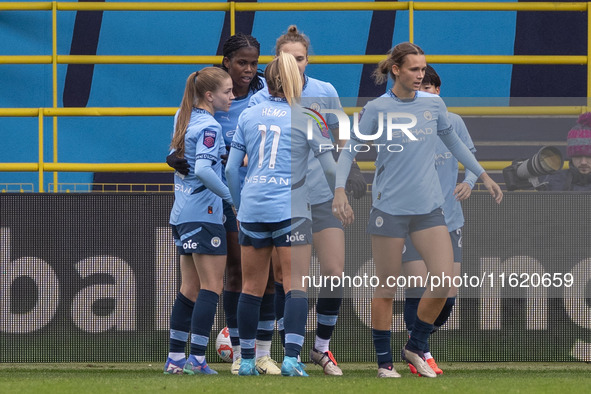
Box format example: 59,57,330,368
403,287,426,334
256,292,275,342
237,293,262,359
315,296,342,341
372,329,392,365
433,296,456,329
424,296,456,352
190,289,219,356
284,290,308,358
223,290,241,347
274,282,286,347
169,292,194,353
406,317,433,354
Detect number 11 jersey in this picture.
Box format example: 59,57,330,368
232,96,333,223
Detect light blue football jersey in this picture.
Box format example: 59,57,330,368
231,97,334,222
249,75,343,204
435,112,477,231
170,108,227,225
356,90,453,215
215,77,267,185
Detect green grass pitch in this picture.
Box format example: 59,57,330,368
1,362,590,393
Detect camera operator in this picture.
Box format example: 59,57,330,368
540,113,591,191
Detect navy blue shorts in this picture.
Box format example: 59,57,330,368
171,222,227,255
239,218,312,248
402,227,463,263
223,200,238,233
367,208,446,238
311,200,343,233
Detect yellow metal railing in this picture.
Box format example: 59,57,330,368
46,182,174,193
0,1,589,191
0,184,35,193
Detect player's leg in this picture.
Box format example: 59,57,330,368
255,265,281,374
403,219,452,378
222,229,243,374
371,234,404,378
420,262,458,376
250,204,279,373
423,229,463,375
433,230,462,328
271,248,286,351
279,242,312,377
184,252,227,375
401,236,428,334
420,260,458,376
310,224,344,375
400,252,427,375
164,253,199,374
237,243,273,376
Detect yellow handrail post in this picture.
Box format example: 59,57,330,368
38,109,44,193
52,1,58,192
587,2,591,110
230,1,235,36
409,1,414,43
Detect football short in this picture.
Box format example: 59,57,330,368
171,221,227,255
367,207,446,239
402,227,463,263
239,218,312,248
311,200,343,233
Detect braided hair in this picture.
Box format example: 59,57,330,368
221,33,265,94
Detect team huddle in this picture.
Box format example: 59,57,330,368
164,26,504,378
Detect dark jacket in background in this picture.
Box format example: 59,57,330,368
540,164,591,191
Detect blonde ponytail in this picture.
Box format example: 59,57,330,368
265,52,302,105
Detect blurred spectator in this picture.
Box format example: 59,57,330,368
540,113,591,191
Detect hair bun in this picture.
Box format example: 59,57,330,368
578,112,591,127
287,25,299,35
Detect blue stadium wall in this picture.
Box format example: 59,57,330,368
0,0,587,190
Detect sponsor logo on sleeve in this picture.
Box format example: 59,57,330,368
203,130,216,148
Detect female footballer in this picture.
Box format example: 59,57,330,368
167,34,280,375
402,65,478,376
248,25,360,376
164,67,234,375
217,33,281,376
331,42,503,378
226,52,337,377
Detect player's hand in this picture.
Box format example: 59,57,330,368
166,152,190,175
453,182,472,201
480,173,503,204
342,203,355,227
332,188,355,226
345,162,367,199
